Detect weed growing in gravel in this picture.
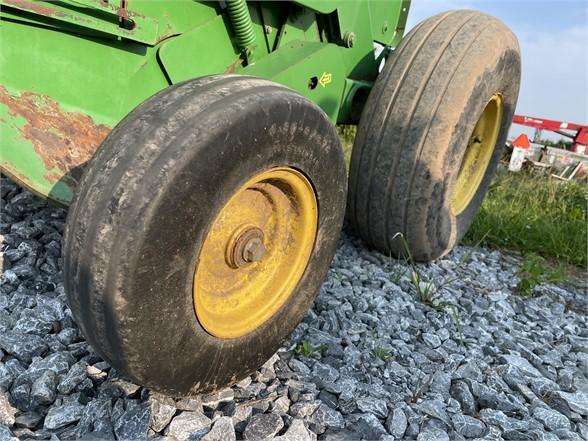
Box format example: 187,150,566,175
394,233,468,347
295,340,327,359
516,253,568,296
371,346,392,361
387,255,408,284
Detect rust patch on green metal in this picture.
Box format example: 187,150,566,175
0,85,111,183
2,0,56,16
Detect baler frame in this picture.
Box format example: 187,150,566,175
0,0,410,204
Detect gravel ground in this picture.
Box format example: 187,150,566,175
1,175,588,441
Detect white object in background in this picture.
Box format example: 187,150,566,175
509,147,527,172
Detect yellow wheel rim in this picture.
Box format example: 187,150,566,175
451,94,503,215
193,167,318,339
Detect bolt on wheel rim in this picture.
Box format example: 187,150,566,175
451,94,503,215
193,167,318,339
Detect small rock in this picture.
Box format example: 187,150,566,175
290,400,320,419
231,405,252,432
87,418,115,440
549,390,588,416
288,359,311,375
356,397,388,419
352,414,387,439
499,354,543,378
31,370,57,404
175,397,203,412
416,400,451,426
318,390,338,409
430,371,451,397
451,380,476,415
75,397,112,436
271,396,290,414
338,389,356,414
0,364,14,391
478,408,530,432
86,364,108,382
44,402,85,430
150,394,177,432
422,333,441,349
201,388,235,410
451,414,486,438
0,425,17,441
9,384,30,411
532,406,571,431
454,360,484,383
113,401,150,440
243,413,283,440
0,392,17,426
417,427,449,441
0,331,47,363
14,412,42,429
57,361,88,394
385,407,407,439
309,404,345,434
274,419,312,441
202,416,236,441
312,362,339,384
25,352,74,383
109,376,141,397
166,410,212,441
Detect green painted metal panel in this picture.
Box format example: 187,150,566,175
243,42,348,121
158,15,241,82
0,0,410,205
0,16,169,204
292,1,337,14
0,0,221,45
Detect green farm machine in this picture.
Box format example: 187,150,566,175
0,0,520,395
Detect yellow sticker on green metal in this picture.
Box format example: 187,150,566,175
319,72,332,87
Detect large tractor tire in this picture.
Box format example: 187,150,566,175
348,10,521,261
64,75,347,396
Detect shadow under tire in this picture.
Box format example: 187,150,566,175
348,10,521,261
64,75,347,395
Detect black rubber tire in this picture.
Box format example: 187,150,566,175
348,10,521,261
63,75,347,396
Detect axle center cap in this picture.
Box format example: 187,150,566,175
228,227,266,268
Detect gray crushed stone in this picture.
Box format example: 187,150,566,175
1,177,587,440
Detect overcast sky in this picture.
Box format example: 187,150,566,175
405,0,588,139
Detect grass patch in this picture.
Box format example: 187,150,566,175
371,346,392,361
295,340,327,359
515,253,568,295
464,170,587,269
337,125,356,168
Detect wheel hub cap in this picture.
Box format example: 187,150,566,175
193,167,318,339
451,94,503,215
228,227,266,268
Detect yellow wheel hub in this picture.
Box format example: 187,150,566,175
452,94,503,215
193,167,318,339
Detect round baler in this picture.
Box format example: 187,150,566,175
0,0,521,395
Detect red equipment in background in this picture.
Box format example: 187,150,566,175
512,115,588,154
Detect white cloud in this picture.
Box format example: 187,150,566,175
516,25,587,123
403,0,587,140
